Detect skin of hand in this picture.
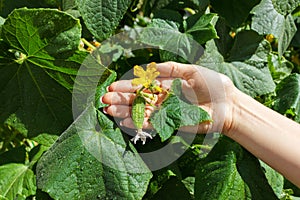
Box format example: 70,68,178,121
102,62,234,133
102,61,300,188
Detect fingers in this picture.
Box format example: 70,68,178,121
156,62,198,79
103,104,154,119
102,92,136,105
108,80,141,92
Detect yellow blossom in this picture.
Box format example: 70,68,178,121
131,62,160,88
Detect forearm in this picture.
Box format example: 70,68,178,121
224,88,300,187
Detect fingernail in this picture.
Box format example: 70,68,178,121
120,120,124,126
106,86,110,92
103,107,108,114
99,95,104,104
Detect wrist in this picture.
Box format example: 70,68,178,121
221,87,244,137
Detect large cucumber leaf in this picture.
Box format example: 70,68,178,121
195,137,279,199
75,0,131,41
37,105,152,199
198,30,275,97
139,12,217,63
0,8,88,137
251,0,297,57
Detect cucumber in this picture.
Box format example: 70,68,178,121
132,95,146,129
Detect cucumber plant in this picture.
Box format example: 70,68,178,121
0,0,300,199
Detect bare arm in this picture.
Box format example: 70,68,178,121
225,88,300,187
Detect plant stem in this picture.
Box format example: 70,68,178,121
81,38,96,51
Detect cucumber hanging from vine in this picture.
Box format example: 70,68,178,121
131,94,152,145
132,95,146,130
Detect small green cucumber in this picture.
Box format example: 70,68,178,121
132,95,146,129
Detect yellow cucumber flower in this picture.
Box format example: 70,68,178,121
131,62,160,88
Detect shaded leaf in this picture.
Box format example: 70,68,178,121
153,9,183,31
213,17,234,58
75,0,131,41
274,73,300,122
198,31,275,97
144,0,203,15
210,0,260,28
0,163,36,199
37,105,152,199
195,137,279,199
0,0,60,17
0,8,88,137
251,0,297,56
151,177,192,200
0,146,26,165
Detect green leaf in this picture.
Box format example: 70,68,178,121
182,176,195,197
140,22,200,63
185,13,219,44
274,73,300,122
272,0,300,15
153,9,183,30
150,79,211,142
95,70,117,109
62,0,77,11
210,0,260,28
260,161,284,197
31,133,59,148
3,114,28,138
0,8,88,137
268,53,294,84
195,137,279,199
140,14,217,63
0,163,36,199
0,0,60,17
75,0,131,41
37,105,152,199
198,31,276,97
251,0,297,56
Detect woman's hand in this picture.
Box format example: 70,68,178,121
101,62,236,134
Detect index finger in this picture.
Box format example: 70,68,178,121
108,80,141,92
156,62,198,78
